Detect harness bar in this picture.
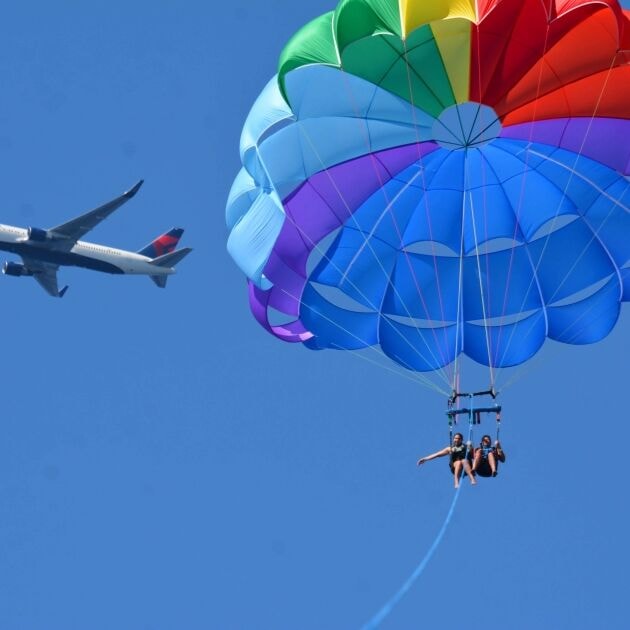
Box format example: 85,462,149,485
448,388,497,405
446,405,502,426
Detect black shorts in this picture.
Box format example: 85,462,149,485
474,460,497,477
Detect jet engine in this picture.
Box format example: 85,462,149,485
27,227,50,242
2,261,32,277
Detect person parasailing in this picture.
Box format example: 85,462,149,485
416,432,476,488
472,435,505,477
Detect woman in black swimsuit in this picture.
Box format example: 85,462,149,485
472,434,505,477
417,432,477,488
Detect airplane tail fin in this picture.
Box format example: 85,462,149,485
148,247,193,289
138,227,184,258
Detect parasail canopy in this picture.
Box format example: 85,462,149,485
226,0,630,378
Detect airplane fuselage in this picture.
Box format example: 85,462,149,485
0,224,174,276
0,180,191,296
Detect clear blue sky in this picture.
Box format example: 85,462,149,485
1,2,629,629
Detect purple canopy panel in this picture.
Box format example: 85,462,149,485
254,142,441,342
501,117,630,175
248,281,313,343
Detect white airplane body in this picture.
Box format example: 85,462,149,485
0,180,191,296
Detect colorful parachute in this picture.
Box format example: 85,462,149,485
226,0,630,374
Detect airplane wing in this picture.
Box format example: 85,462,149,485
48,180,144,244
21,257,68,298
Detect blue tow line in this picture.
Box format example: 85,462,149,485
361,483,463,629
362,412,476,629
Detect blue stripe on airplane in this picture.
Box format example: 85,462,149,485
0,242,125,274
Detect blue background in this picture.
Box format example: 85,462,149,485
0,2,628,628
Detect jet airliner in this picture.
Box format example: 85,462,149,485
0,180,191,297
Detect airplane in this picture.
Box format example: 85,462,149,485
0,180,191,297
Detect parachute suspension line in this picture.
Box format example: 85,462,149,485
493,52,620,389
526,91,628,307
513,246,627,374
465,154,496,388
333,62,457,379
333,68,452,378
362,405,476,630
470,18,501,378
240,132,448,387
398,35,457,385
294,129,452,386
274,284,450,396
451,170,468,393
272,120,448,378
294,129,449,383
487,20,552,383
496,358,538,394
495,407,501,443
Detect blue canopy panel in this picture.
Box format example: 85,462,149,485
310,228,398,309
621,268,630,301
391,144,581,254
382,253,460,321
226,192,285,288
347,173,428,247
496,139,630,272
379,316,460,372
464,310,547,368
527,219,619,304
284,65,436,132
546,277,621,344
477,144,578,242
300,283,379,350
583,177,630,289
245,68,436,202
461,245,543,321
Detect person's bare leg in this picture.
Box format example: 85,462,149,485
488,452,497,476
453,461,463,488
464,460,477,485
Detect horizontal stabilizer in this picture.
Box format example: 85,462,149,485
150,275,168,288
150,247,192,268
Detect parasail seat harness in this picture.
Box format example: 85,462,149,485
446,388,502,454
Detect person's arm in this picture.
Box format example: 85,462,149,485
417,446,450,466
494,440,506,462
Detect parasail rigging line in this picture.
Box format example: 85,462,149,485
472,5,499,385
277,177,452,387
295,123,454,385
466,155,496,389
275,283,450,396
332,66,450,370
451,170,467,393
492,53,621,388
398,35,457,384
252,115,451,383
489,20,553,376
333,65,457,379
520,149,629,305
